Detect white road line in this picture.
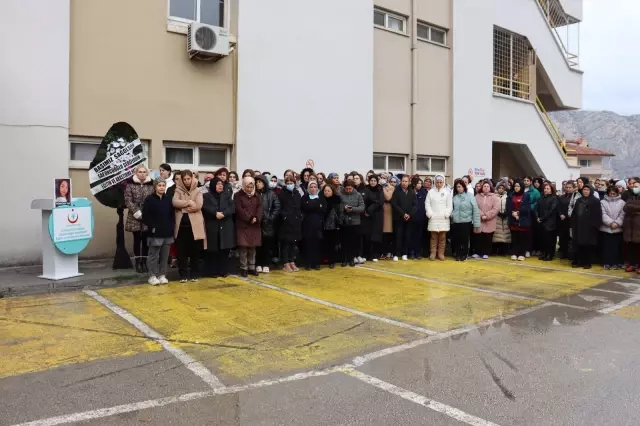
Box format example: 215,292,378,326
589,287,637,296
478,258,619,279
11,365,351,426
614,281,640,288
352,303,551,367
83,290,223,389
597,294,640,314
243,277,439,335
359,266,593,311
345,370,501,426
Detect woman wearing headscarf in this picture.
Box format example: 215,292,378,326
300,181,327,270
279,175,303,272
571,185,602,269
322,184,342,268
340,179,365,266
536,182,559,261
600,185,625,269
234,177,264,277
426,175,452,261
202,177,235,277
409,177,427,260
172,170,206,282
623,180,640,272
255,175,281,273
391,175,417,261
474,181,500,259
451,179,480,261
125,164,155,273
361,175,384,262
493,182,512,255
506,179,532,261
381,175,397,258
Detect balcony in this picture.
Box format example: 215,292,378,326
535,0,581,67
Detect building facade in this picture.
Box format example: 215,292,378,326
0,0,584,264
565,138,614,181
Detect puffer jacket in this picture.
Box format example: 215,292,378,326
623,194,640,243
256,176,281,237
493,192,511,243
452,192,480,228
426,186,453,232
600,194,625,234
340,190,365,227
475,192,500,233
324,195,342,231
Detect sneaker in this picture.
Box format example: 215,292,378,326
372,258,379,262
402,255,408,261
393,256,399,262
358,256,366,264
386,253,393,259
256,266,263,273
603,265,611,270
158,275,169,284
626,265,636,273
291,263,300,272
511,255,517,261
353,257,360,265
190,278,199,282
180,278,187,283
482,255,489,260
525,251,531,258
517,256,525,261
472,254,480,259
263,267,270,273
283,263,293,273
148,276,160,286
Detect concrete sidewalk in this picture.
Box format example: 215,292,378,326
0,260,148,298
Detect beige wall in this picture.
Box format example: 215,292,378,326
69,0,236,258
373,1,452,173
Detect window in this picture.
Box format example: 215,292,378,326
417,22,447,45
416,156,447,173
169,0,225,27
493,27,533,100
579,159,592,168
373,8,407,34
164,143,228,171
373,153,407,173
69,136,149,169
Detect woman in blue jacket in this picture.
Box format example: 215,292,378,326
451,179,481,261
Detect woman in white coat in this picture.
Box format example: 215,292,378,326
426,175,453,260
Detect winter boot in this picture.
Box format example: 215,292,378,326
437,232,446,261
135,257,143,273
429,233,437,261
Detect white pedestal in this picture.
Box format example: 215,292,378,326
31,199,84,281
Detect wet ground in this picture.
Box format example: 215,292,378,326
2,257,640,425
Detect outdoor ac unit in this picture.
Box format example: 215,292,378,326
187,22,230,60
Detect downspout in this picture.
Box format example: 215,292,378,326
410,0,418,174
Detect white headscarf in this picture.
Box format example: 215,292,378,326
242,176,255,196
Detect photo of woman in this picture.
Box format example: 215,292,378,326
55,179,72,207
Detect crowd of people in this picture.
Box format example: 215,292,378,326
121,162,640,285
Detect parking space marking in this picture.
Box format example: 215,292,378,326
359,266,594,311
478,258,622,279
244,277,439,335
597,294,640,314
84,290,224,389
345,370,500,426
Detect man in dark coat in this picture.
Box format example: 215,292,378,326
361,175,384,261
391,175,417,260
202,177,235,277
571,185,602,269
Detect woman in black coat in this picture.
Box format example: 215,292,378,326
536,182,559,261
202,177,236,277
301,181,327,270
322,184,342,269
361,175,384,261
570,185,602,269
278,176,303,272
255,175,281,273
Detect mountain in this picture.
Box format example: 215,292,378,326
551,110,640,179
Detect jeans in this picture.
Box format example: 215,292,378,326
511,230,529,257
451,222,471,258
475,232,494,256
176,226,202,279
239,247,257,271
409,221,425,257
601,232,622,266
257,235,274,267
147,241,171,277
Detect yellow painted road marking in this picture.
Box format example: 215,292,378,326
615,305,640,319
367,259,608,300
255,268,537,332
0,293,161,379
99,277,423,382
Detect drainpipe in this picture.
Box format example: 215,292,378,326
410,0,418,174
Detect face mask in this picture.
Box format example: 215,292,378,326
286,184,295,191
309,194,319,200
633,188,640,195
269,182,277,189
379,179,387,185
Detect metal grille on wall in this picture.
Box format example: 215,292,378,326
535,0,580,67
493,27,533,100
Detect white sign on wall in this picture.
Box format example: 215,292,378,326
52,206,93,243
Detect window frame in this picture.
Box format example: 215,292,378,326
69,136,149,170
163,142,229,172
167,0,230,34
373,153,408,175
578,159,592,168
416,155,447,174
416,21,448,46
373,8,408,35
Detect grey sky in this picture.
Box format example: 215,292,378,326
582,0,640,115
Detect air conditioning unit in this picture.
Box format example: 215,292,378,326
187,22,230,60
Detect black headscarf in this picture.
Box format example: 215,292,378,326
209,177,223,198
512,179,525,196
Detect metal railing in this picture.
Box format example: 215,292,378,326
535,0,580,67
535,96,568,157
493,27,533,100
